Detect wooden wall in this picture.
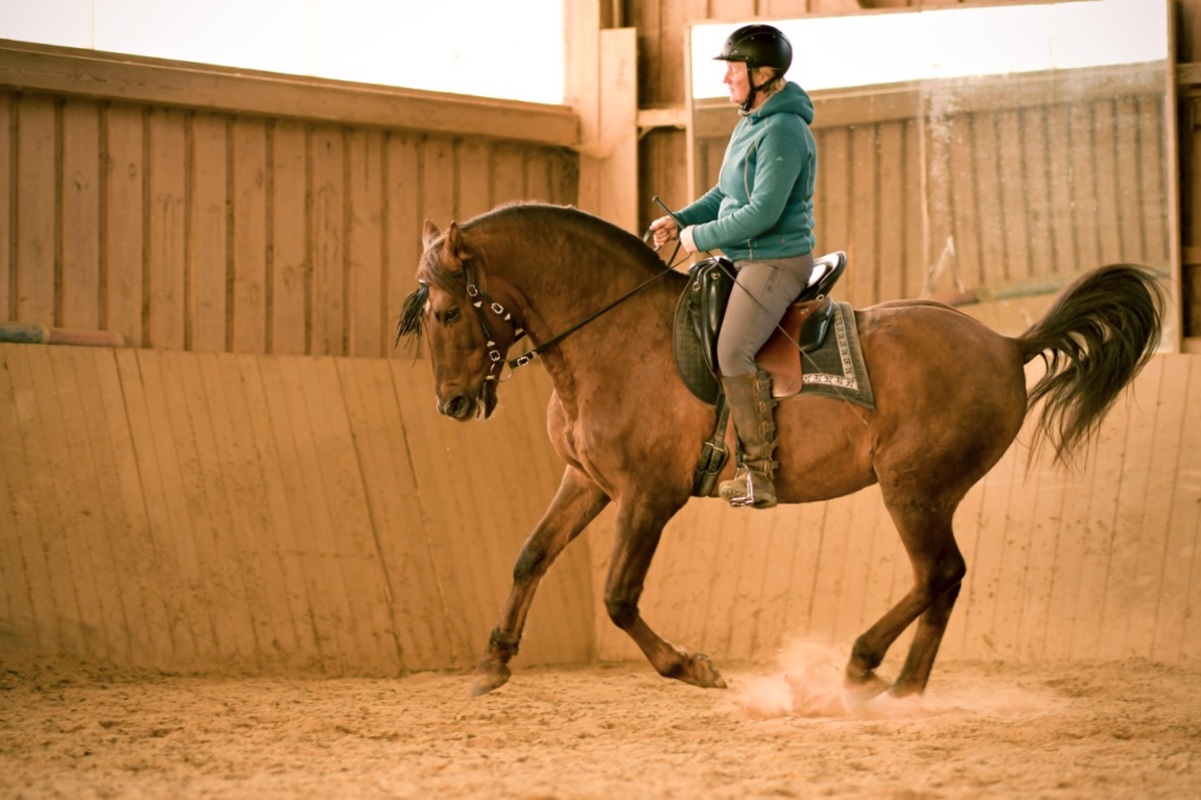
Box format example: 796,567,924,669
692,65,1170,309
4,344,1198,676
593,353,1201,669
0,40,578,356
0,343,590,675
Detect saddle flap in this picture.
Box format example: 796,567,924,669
756,295,835,397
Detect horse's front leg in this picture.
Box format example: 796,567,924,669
604,499,726,690
471,466,609,696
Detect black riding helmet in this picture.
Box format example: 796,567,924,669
714,24,792,111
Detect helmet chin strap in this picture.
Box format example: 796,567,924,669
740,68,776,113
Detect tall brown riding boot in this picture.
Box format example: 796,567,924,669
718,370,779,509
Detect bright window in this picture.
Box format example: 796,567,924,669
0,0,566,104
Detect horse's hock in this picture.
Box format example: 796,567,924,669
2,340,1199,677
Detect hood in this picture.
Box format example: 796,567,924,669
747,81,815,125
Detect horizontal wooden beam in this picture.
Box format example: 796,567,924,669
0,39,579,148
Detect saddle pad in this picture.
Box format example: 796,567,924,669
673,296,875,409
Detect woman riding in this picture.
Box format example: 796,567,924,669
650,23,818,510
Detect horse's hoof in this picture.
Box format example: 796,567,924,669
843,672,890,708
690,653,728,689
469,664,511,697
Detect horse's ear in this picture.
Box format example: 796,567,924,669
422,219,440,248
441,221,471,272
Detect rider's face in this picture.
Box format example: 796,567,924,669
722,60,750,105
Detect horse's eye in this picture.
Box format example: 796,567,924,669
443,307,461,325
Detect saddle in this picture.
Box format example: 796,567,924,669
678,251,848,497
686,251,847,397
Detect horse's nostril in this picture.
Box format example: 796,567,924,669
444,395,470,419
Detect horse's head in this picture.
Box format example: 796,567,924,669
396,219,523,421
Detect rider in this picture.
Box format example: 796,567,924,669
651,23,817,509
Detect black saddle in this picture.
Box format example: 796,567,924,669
685,251,848,383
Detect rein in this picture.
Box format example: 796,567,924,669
463,259,679,376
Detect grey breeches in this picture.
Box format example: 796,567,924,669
717,252,816,377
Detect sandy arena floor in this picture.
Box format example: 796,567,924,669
2,644,1198,799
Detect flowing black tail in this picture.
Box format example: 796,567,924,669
1019,264,1165,465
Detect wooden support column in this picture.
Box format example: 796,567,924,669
565,0,639,234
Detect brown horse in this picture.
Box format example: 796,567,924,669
397,202,1163,700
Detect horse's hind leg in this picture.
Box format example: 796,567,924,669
471,466,609,696
604,498,726,689
846,503,966,701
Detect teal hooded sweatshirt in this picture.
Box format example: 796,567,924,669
676,81,816,261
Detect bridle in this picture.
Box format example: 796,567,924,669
458,258,677,380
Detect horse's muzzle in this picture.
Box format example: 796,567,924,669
437,382,497,421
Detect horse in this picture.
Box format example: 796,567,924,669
396,201,1164,700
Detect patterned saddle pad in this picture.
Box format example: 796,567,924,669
673,296,875,409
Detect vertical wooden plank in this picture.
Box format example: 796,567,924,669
0,346,57,655
849,124,879,304
971,111,1007,287
875,120,907,302
384,133,423,360
1067,102,1100,273
188,112,230,353
310,125,346,356
197,351,293,671
346,129,384,357
48,346,131,661
257,355,358,672
1110,95,1141,265
981,448,1033,661
456,139,492,220
337,358,441,670
163,350,260,670
1067,393,1129,657
96,348,176,669
61,100,102,330
946,111,982,289
922,107,958,300
236,353,327,672
300,357,399,674
1014,422,1070,661
1023,105,1055,283
390,359,482,666
1125,357,1187,658
1091,98,1122,263
1152,356,1201,661
778,501,828,645
900,118,925,300
114,348,201,664
103,104,145,346
269,119,309,355
421,136,457,227
806,495,856,646
70,347,143,666
1136,93,1170,266
831,490,886,650
0,93,12,318
1044,106,1077,279
818,129,851,299
490,143,529,206
1097,362,1162,659
17,346,102,657
230,118,268,353
146,107,187,349
747,509,801,662
997,109,1032,284
15,94,57,323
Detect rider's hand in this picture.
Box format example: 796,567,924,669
679,226,698,254
650,215,678,248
